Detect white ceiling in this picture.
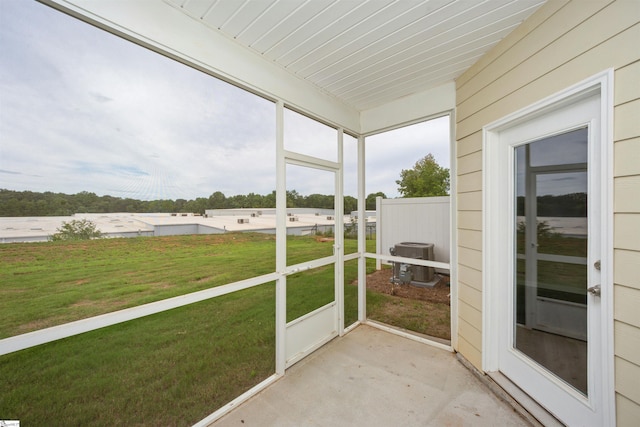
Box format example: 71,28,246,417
167,0,546,111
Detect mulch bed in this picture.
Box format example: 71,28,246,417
363,267,451,305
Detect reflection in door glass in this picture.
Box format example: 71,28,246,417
514,128,588,395
528,128,588,166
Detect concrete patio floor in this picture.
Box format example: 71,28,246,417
212,324,533,426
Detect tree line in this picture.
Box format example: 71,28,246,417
0,189,370,217
1,153,451,217
516,192,587,217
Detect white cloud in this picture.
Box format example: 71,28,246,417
0,1,450,204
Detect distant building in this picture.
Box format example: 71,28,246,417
0,210,370,243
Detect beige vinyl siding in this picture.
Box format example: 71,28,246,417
458,246,482,271
455,0,640,422
457,282,483,368
615,176,640,212
614,60,640,105
456,142,482,351
616,358,640,409
458,230,482,252
615,138,640,178
615,215,640,252
614,50,640,423
615,285,640,326
616,394,640,427
457,211,482,231
457,132,482,157
457,171,482,194
457,1,635,117
615,321,640,367
456,130,483,366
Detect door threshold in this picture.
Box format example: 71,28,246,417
485,370,564,427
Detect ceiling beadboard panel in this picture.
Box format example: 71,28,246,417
294,1,446,78
169,0,546,111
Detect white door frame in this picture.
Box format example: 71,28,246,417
275,101,344,371
482,70,615,425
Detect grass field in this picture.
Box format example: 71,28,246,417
0,234,442,425
0,233,355,338
0,285,277,425
0,234,364,425
0,233,278,338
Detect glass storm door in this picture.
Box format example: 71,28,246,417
515,129,589,393
497,92,606,426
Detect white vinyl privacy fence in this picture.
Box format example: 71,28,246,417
376,196,450,271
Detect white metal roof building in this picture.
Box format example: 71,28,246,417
0,214,155,243
0,210,360,242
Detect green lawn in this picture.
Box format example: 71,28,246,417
0,233,278,338
1,234,441,425
0,233,377,425
1,285,277,425
0,233,361,338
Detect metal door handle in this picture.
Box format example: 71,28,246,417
587,285,601,297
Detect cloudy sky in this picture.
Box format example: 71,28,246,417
0,0,450,202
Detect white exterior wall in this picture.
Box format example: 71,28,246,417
455,1,640,422
153,224,224,236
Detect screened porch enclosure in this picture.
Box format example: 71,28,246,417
0,0,561,425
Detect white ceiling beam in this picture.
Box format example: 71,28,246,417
360,82,455,135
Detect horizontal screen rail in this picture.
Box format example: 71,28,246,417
0,272,280,356
344,252,360,262
282,255,336,275
365,252,450,270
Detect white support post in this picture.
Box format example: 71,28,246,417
336,129,345,335
357,135,366,322
448,110,459,351
275,100,286,375
375,196,382,271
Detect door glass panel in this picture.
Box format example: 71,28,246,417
535,173,588,256
528,128,588,166
514,128,588,396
